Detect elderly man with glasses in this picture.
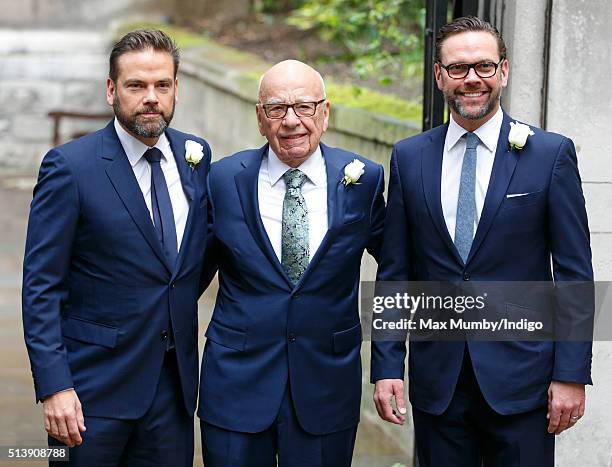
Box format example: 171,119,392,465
197,59,385,467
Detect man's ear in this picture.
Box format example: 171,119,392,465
106,78,116,106
321,100,330,132
499,59,509,88
434,62,444,91
255,105,266,137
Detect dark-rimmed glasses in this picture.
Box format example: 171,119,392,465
438,59,504,79
260,99,326,119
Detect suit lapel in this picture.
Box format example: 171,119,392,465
235,145,293,289
467,113,518,263
101,122,172,274
421,124,464,264
295,144,345,288
167,130,195,202
167,130,197,277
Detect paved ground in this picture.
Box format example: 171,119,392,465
0,171,411,466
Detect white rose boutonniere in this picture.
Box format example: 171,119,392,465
185,140,204,169
342,159,365,186
508,122,534,151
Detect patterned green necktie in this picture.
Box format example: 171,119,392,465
281,168,309,284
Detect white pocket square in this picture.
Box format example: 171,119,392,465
506,192,531,198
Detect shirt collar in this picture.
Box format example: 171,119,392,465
267,145,326,187
114,117,170,167
446,107,504,153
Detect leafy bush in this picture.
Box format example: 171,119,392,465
289,0,425,84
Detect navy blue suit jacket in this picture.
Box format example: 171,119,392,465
198,143,385,435
22,121,211,417
371,112,593,416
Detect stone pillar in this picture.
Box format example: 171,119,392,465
499,0,548,127
546,2,612,464
501,1,612,465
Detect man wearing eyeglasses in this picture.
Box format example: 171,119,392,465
197,59,385,467
371,16,593,466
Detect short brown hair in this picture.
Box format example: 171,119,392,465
435,16,506,63
109,29,180,82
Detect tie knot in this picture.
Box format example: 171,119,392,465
283,169,307,190
143,147,163,164
465,132,480,150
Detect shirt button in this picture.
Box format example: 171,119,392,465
161,330,168,340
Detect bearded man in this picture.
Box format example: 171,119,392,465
371,16,593,467
22,29,211,466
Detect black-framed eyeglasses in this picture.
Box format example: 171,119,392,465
438,59,504,79
260,99,326,119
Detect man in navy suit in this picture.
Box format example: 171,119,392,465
198,59,385,467
22,30,211,466
371,17,593,466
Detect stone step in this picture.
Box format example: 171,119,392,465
0,29,110,54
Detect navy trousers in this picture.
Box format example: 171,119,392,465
200,385,357,467
413,349,555,467
49,350,193,467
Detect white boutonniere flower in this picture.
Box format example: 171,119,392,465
185,140,204,169
342,159,365,186
508,122,534,151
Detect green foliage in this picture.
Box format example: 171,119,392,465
326,81,421,122
255,0,305,13
289,0,425,84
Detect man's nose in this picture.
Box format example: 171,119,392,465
463,67,482,84
282,106,301,127
143,85,159,104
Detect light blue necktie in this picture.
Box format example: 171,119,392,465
454,132,480,263
281,169,309,284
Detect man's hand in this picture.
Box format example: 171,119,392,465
547,381,585,435
373,379,406,425
43,389,86,447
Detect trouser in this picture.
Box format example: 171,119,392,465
200,384,358,467
413,350,554,467
50,350,193,467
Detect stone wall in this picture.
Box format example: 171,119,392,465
0,0,160,28
0,29,111,169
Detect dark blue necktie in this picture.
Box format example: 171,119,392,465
143,147,178,267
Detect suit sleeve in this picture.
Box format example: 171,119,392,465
547,137,594,385
370,147,412,382
199,164,220,295
22,149,79,401
366,164,386,261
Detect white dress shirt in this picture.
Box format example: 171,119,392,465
258,146,328,262
441,108,503,241
114,118,189,250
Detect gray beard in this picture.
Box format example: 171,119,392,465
113,96,174,139
446,88,501,121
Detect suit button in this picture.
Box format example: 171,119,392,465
463,273,470,281
161,330,168,340
288,333,296,343
292,294,300,300
170,282,175,289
